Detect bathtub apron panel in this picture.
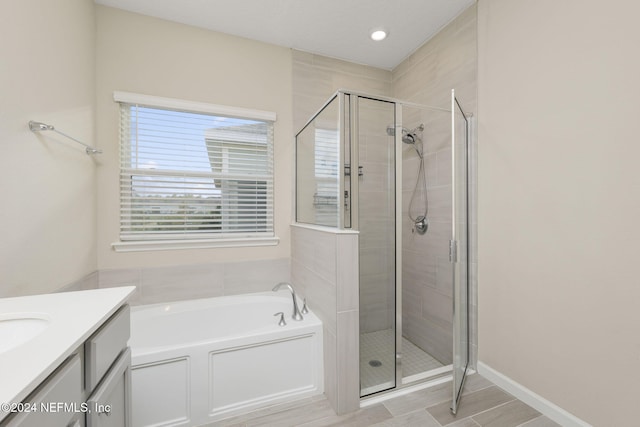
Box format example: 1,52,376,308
129,293,324,427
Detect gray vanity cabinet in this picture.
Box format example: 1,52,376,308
2,354,84,427
0,304,131,427
85,306,130,392
85,348,131,427
85,305,131,427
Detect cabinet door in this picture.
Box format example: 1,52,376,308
2,354,82,427
85,305,130,392
86,348,131,427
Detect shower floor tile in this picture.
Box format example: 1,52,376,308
360,329,444,395
360,329,396,394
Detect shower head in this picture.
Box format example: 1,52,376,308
385,124,423,145
402,132,417,145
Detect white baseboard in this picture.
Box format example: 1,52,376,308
477,362,592,427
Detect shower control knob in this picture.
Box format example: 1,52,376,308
415,216,428,235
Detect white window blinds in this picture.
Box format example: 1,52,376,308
118,99,274,242
313,128,340,225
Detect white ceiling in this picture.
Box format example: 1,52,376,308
95,0,475,70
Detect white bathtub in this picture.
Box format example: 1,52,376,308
129,292,324,427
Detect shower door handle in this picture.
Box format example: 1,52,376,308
449,240,458,263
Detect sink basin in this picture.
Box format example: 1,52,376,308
0,314,50,354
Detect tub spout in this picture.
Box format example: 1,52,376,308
272,282,304,321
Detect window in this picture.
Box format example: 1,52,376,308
312,128,340,225
112,92,277,251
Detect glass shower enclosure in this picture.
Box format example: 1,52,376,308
295,90,470,409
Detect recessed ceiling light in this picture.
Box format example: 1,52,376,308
370,29,388,41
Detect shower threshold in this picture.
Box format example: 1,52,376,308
360,365,453,397
360,368,454,408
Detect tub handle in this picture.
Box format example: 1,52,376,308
274,312,286,327
301,298,309,315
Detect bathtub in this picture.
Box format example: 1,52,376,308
128,292,324,427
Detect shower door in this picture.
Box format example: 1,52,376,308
355,96,397,397
451,90,470,414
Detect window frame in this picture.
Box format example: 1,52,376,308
111,92,279,252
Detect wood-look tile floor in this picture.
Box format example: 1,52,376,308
204,374,562,427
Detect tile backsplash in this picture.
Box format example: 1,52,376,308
97,258,290,305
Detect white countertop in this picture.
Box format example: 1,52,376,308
0,286,135,422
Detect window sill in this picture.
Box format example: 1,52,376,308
111,236,280,252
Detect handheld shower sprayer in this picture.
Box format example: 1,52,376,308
387,123,429,234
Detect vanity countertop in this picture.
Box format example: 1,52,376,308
0,286,135,422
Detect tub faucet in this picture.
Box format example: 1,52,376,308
272,282,304,321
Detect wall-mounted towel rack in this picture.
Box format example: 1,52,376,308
28,121,102,155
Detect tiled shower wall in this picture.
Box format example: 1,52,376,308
292,2,478,367
292,52,396,338
357,99,396,334
400,105,455,364
290,224,359,415
393,4,478,365
292,50,392,132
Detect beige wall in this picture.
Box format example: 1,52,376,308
477,1,640,425
0,0,97,297
95,6,293,269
